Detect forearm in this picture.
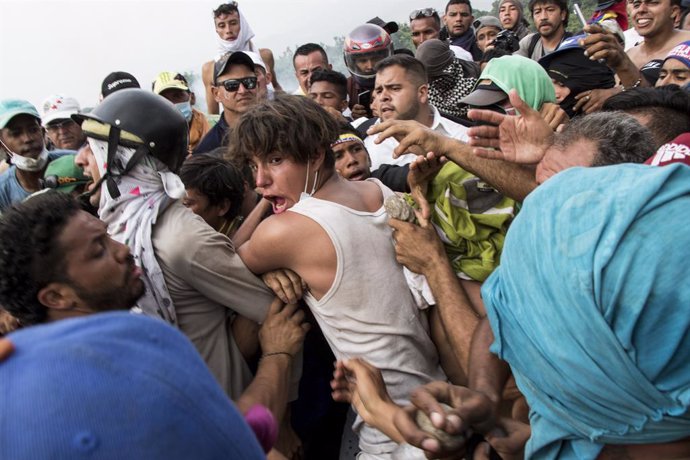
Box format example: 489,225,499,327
368,401,406,444
616,55,649,88
232,315,261,362
443,140,537,201
468,317,510,406
233,198,272,247
237,353,292,422
425,255,481,375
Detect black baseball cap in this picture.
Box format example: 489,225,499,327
101,71,140,99
459,81,508,106
214,51,256,84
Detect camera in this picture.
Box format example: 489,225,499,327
490,30,520,54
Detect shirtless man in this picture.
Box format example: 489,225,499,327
201,2,280,114
575,0,690,112
232,94,452,459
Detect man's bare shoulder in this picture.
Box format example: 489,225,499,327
628,30,690,66
201,61,214,82
626,43,645,67
256,212,309,239
320,178,385,212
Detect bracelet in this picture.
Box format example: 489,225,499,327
261,351,292,361
620,78,642,92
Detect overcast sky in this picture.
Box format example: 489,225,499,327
0,0,494,110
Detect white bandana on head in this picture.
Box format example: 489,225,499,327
89,138,185,325
215,6,256,59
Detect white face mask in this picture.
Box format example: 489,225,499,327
0,138,49,172
299,161,319,202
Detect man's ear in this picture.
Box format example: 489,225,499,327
212,85,222,103
418,84,429,104
339,99,349,112
37,283,78,311
312,148,326,170
671,4,680,20
217,198,232,218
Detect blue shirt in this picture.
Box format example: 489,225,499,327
0,150,72,212
192,113,229,155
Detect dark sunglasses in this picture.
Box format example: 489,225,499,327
40,175,87,190
409,7,438,20
218,76,258,92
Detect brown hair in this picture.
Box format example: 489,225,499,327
227,94,338,170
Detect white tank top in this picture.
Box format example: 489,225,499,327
289,179,446,457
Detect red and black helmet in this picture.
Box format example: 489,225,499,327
343,24,394,79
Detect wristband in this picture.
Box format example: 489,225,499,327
620,78,642,92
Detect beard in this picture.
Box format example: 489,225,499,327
68,271,145,314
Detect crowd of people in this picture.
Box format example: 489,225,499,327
1,0,690,458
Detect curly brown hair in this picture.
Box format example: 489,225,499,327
226,93,339,170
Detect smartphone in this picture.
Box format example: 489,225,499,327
357,90,373,117
357,90,372,107
573,3,587,28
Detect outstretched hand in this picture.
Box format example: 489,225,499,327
367,120,452,159
467,90,554,165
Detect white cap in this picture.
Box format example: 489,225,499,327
41,94,81,126
243,51,267,71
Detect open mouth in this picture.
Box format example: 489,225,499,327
265,195,289,214
635,18,652,27
348,170,367,181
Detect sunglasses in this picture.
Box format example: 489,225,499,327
410,7,438,20
218,76,258,92
40,175,87,190
46,119,77,133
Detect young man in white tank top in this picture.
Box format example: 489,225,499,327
234,94,449,459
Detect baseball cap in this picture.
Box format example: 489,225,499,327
460,81,508,106
0,99,41,129
101,71,141,98
367,16,399,35
0,312,265,459
243,50,268,70
152,71,190,95
663,40,690,69
41,94,81,127
538,34,585,69
645,133,690,167
42,154,89,193
214,51,255,84
473,16,503,32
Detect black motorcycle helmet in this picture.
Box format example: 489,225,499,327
73,88,188,198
